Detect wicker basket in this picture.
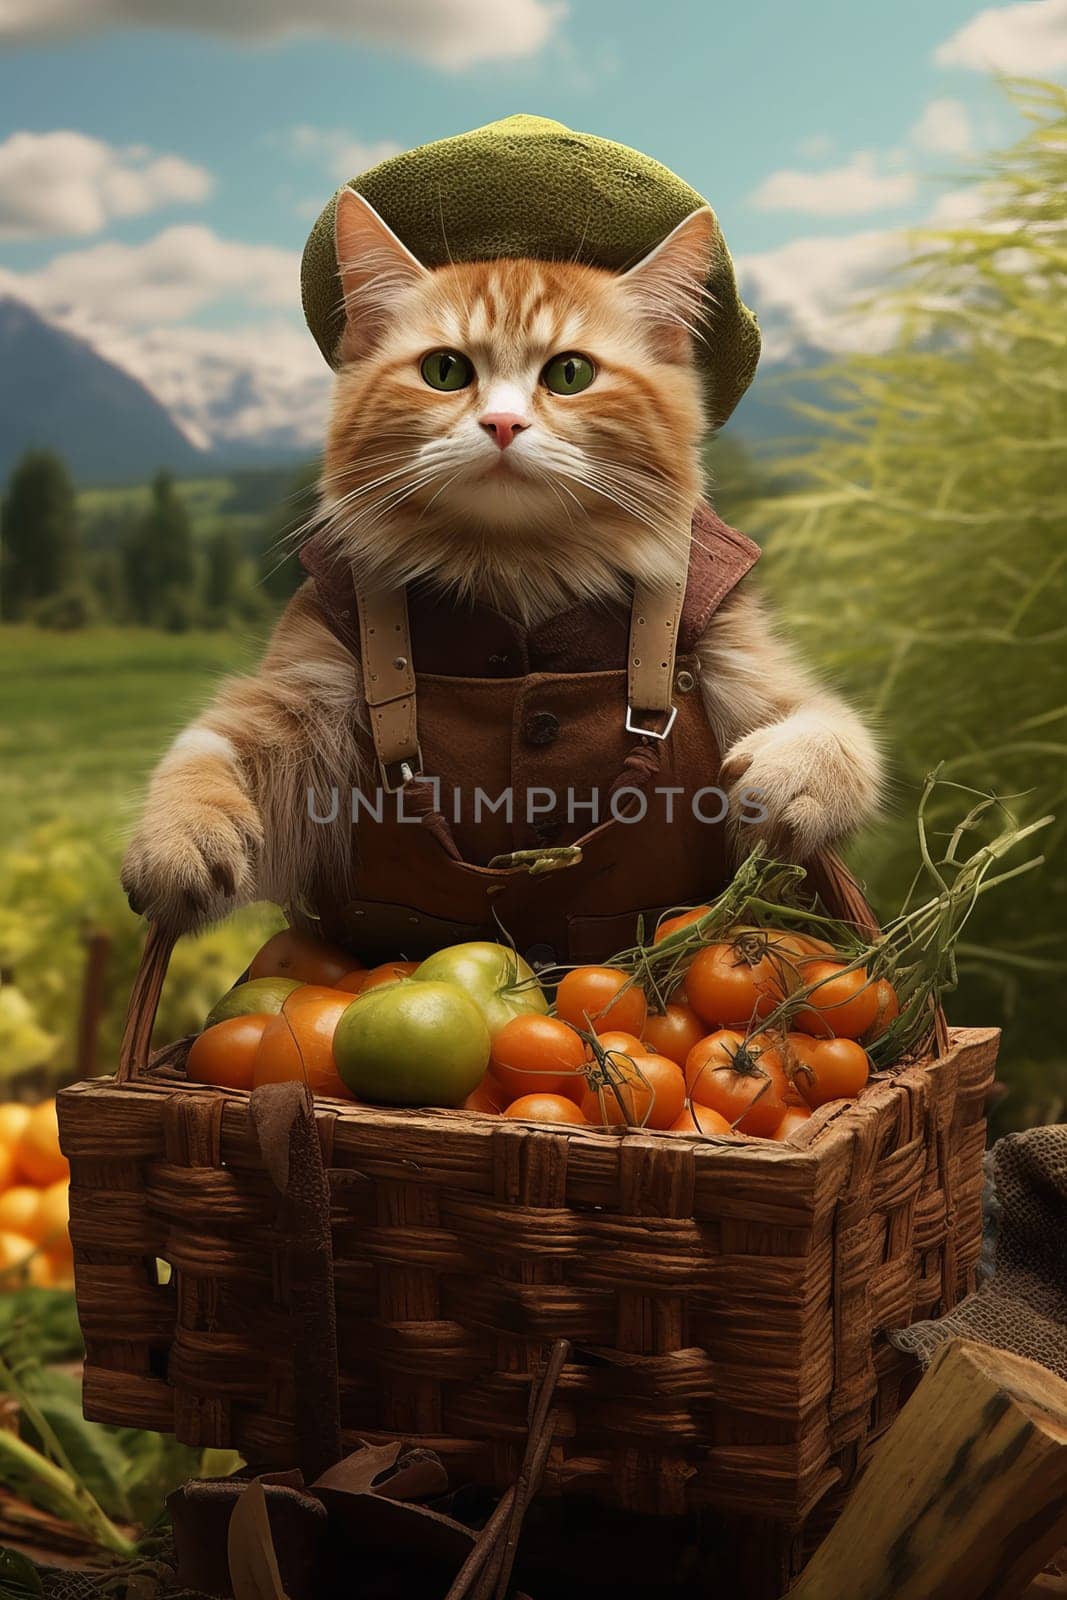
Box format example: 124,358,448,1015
56,854,997,1550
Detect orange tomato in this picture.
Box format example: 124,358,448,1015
353,961,420,994
36,1180,71,1262
580,1052,686,1131
793,961,880,1040
462,1078,507,1115
729,924,836,961
0,1230,48,1284
668,1103,735,1136
554,967,647,1038
504,1094,588,1126
44,1255,73,1288
336,970,368,993
0,1103,31,1148
653,906,711,944
0,1185,40,1238
684,1031,793,1137
641,1003,706,1067
490,1015,587,1102
864,978,901,1042
254,986,355,1100
772,1106,813,1141
187,1014,272,1090
0,1142,14,1192
591,1031,646,1058
14,1100,69,1187
685,943,785,1030
249,928,357,987
786,1035,870,1108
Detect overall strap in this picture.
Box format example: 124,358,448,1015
626,516,692,741
358,565,690,788
356,583,420,791
337,505,749,786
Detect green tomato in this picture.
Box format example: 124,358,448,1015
204,977,301,1030
332,980,490,1106
412,942,548,1038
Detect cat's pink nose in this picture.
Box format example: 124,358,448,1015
479,412,529,450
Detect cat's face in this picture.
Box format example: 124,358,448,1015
321,190,715,611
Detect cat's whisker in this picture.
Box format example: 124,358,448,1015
550,465,668,535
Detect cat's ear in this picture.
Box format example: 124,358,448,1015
617,207,715,359
334,187,428,356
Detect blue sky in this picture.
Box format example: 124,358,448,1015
0,0,1063,450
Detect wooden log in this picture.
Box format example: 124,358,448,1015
789,1339,1067,1600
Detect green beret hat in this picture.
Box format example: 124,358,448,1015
301,114,759,431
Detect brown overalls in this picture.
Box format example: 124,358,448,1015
300,503,760,967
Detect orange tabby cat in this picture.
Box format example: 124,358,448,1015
122,191,881,931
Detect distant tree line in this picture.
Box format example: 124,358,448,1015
0,449,316,629
0,439,772,631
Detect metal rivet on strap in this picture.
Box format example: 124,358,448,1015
393,656,407,670
675,669,696,694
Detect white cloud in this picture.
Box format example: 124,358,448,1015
910,98,974,156
0,130,211,240
737,229,907,364
0,227,325,451
926,184,991,226
749,152,917,217
12,226,298,325
935,0,1067,73
0,0,565,69
289,127,403,180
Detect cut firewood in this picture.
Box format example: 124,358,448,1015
789,1339,1067,1600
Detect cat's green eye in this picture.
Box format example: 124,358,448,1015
541,353,596,395
420,350,473,391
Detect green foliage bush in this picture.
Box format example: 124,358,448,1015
755,82,1067,1123
32,585,100,631
0,821,282,1089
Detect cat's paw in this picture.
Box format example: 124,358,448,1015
721,711,880,860
122,790,263,932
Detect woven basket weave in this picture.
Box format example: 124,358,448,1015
56,853,997,1539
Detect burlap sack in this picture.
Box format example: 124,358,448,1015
891,1124,1067,1380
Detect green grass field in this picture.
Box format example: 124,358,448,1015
0,625,262,841
0,624,282,1082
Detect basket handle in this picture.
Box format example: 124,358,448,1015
807,848,881,940
809,849,948,1057
117,920,178,1084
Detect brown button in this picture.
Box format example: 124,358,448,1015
523,711,560,746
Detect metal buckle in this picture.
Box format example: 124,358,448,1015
379,745,424,794
625,703,677,741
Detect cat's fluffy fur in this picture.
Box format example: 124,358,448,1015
122,192,881,932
